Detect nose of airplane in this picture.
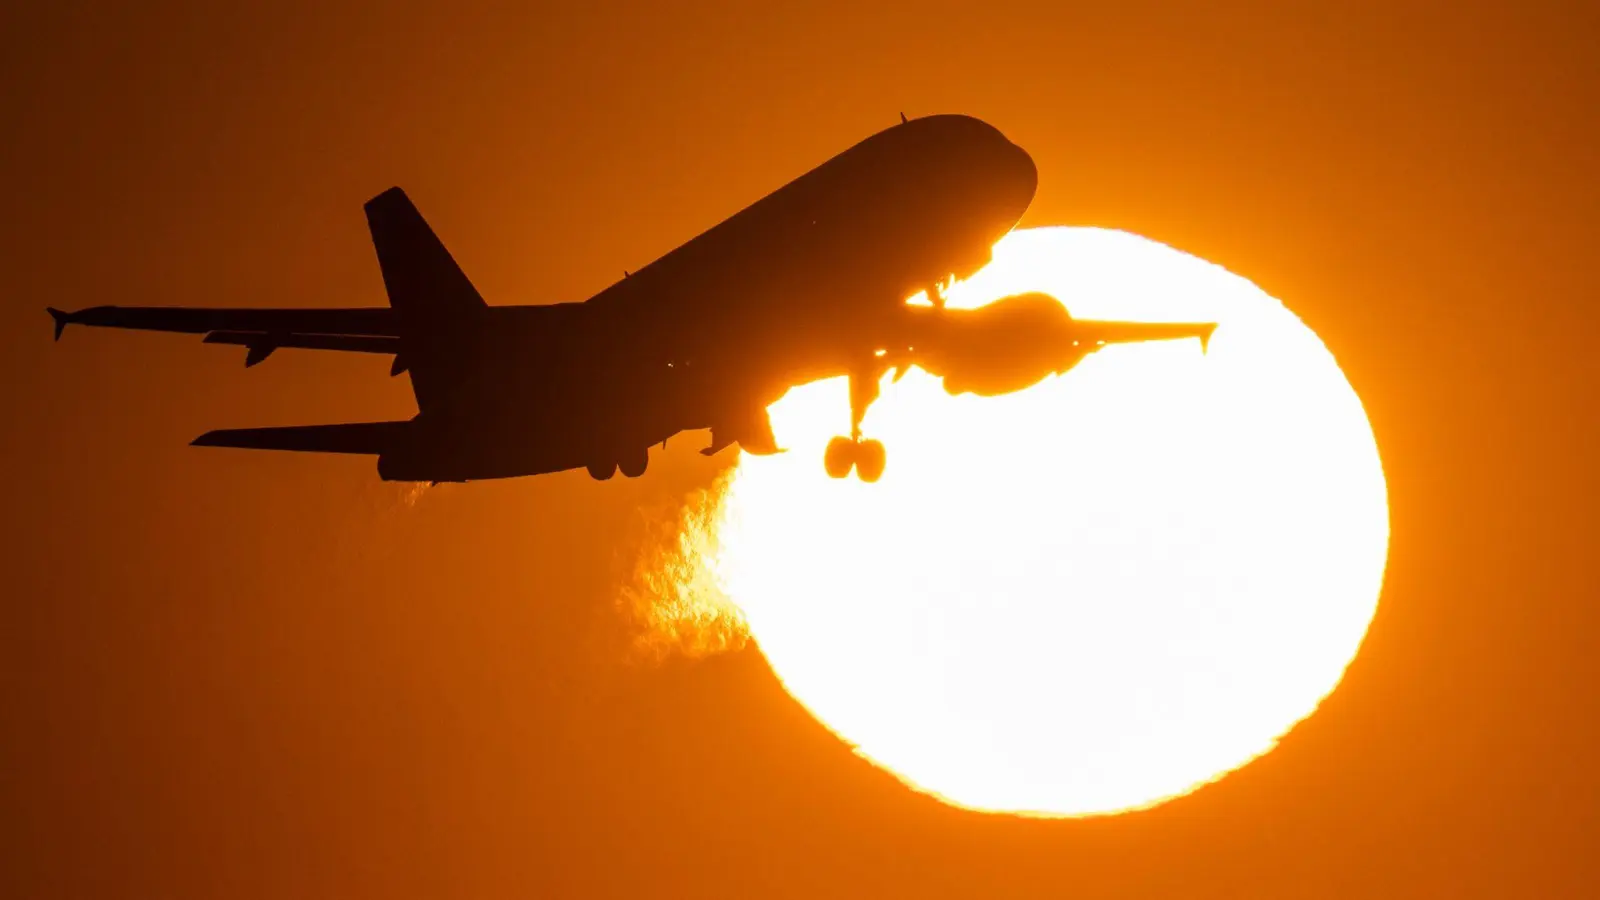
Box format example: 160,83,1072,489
1005,142,1038,217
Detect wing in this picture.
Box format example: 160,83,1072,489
190,421,409,454
1074,320,1218,352
48,305,398,340
199,331,403,369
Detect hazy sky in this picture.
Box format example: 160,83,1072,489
3,2,1597,896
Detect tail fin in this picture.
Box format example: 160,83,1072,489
363,187,484,413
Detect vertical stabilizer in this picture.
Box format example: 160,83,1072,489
363,187,484,413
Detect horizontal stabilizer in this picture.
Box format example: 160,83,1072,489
191,421,410,455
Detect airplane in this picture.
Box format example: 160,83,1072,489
47,114,1215,484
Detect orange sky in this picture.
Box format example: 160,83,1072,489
3,2,1597,897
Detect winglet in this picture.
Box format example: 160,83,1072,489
47,307,69,341
1199,323,1217,354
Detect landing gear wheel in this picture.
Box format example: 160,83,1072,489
855,439,886,483
586,460,617,481
824,436,855,479
618,446,649,478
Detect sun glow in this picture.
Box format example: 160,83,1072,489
681,227,1389,817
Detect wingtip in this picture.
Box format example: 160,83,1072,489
47,307,68,341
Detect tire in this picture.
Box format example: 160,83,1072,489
586,460,617,481
823,436,855,479
618,446,649,478
855,439,886,483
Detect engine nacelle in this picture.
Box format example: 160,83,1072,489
912,292,1089,397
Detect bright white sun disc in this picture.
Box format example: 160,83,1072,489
707,227,1389,817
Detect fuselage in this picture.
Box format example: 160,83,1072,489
380,115,1038,481
51,116,1214,484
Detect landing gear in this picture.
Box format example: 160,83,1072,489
855,438,886,483
824,436,854,479
824,362,889,482
823,435,887,482
589,446,649,480
618,446,649,479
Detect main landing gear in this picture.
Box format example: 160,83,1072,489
824,363,888,483
821,275,952,484
824,434,886,482
587,445,649,481
822,276,951,481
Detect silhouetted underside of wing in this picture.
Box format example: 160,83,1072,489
1075,320,1218,351
190,421,409,455
49,306,399,338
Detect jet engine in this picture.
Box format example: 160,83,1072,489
912,292,1091,397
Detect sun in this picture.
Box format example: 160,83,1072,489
696,227,1389,817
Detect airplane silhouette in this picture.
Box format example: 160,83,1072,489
48,114,1214,484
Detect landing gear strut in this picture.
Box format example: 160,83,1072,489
824,362,888,483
